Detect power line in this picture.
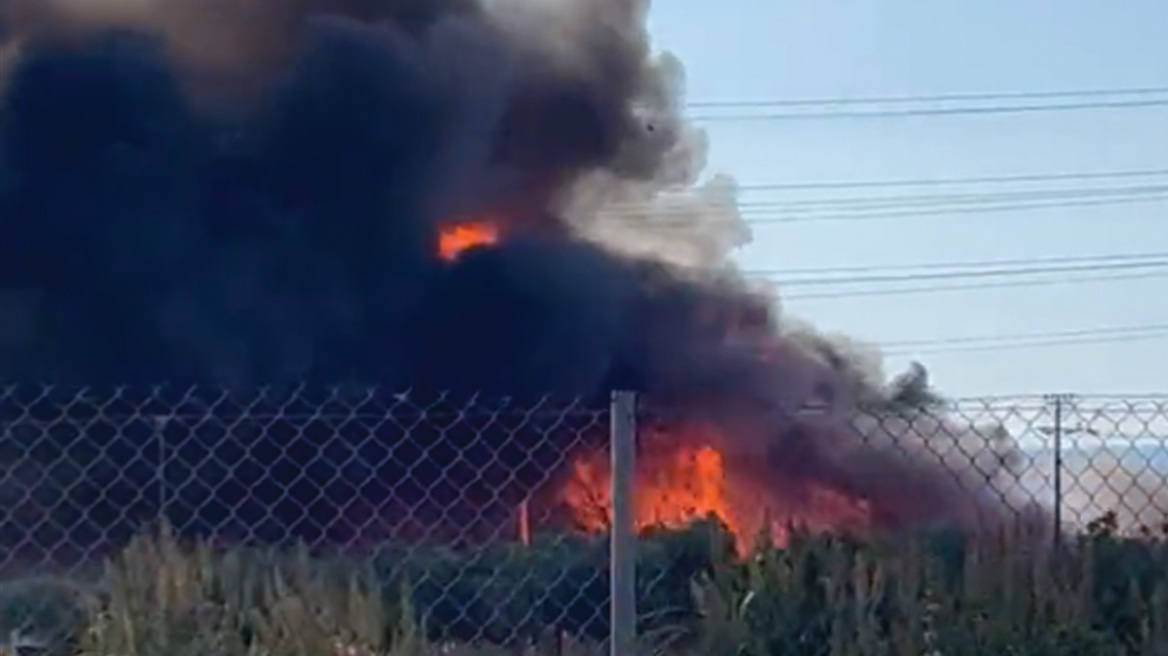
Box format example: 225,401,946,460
686,86,1168,109
764,259,1168,287
733,168,1168,192
604,183,1168,211
734,184,1168,211
881,324,1168,356
689,97,1168,122
746,251,1168,277
885,330,1168,355
884,322,1168,348
598,186,1168,224
778,269,1168,302
738,193,1168,225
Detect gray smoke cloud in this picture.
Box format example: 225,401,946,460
0,0,1054,544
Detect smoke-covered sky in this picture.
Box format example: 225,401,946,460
0,0,884,405
9,0,1163,539
0,0,666,387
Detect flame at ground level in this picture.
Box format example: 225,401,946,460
438,221,499,260
558,424,873,550
562,443,736,534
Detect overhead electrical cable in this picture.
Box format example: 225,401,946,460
733,167,1168,192
761,260,1168,287
598,188,1168,225
881,324,1168,356
686,86,1168,110
777,270,1168,302
599,183,1168,212
736,193,1168,225
744,251,1168,277
689,97,1168,122
883,323,1168,349
732,184,1168,211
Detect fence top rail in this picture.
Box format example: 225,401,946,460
946,393,1168,403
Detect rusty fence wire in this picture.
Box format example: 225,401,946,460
1,386,1167,651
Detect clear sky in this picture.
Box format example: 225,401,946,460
646,0,1168,398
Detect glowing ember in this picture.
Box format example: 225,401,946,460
438,221,499,260
558,424,873,551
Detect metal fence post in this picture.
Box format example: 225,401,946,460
1050,395,1065,541
153,414,172,526
610,390,637,656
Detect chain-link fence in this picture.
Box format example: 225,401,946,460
1,387,1166,652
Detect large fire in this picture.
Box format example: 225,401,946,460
438,221,500,261
562,443,734,533
558,424,873,550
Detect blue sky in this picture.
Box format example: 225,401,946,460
646,1,1168,398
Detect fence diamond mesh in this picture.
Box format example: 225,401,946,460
1,387,1167,652
0,386,617,651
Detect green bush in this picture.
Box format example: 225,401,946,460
686,522,1168,656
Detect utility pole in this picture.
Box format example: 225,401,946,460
1051,394,1064,542
1039,394,1082,542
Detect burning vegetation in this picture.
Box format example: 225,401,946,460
558,422,875,550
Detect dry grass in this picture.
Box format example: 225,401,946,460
1,528,617,656
2,521,1167,656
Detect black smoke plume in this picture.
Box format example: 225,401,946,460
0,0,1048,556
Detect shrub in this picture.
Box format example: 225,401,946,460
2,519,1166,655
686,524,1168,656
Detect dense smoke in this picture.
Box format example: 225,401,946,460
0,0,1050,546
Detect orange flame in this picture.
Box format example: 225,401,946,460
561,443,738,535
438,221,499,261
558,424,872,551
